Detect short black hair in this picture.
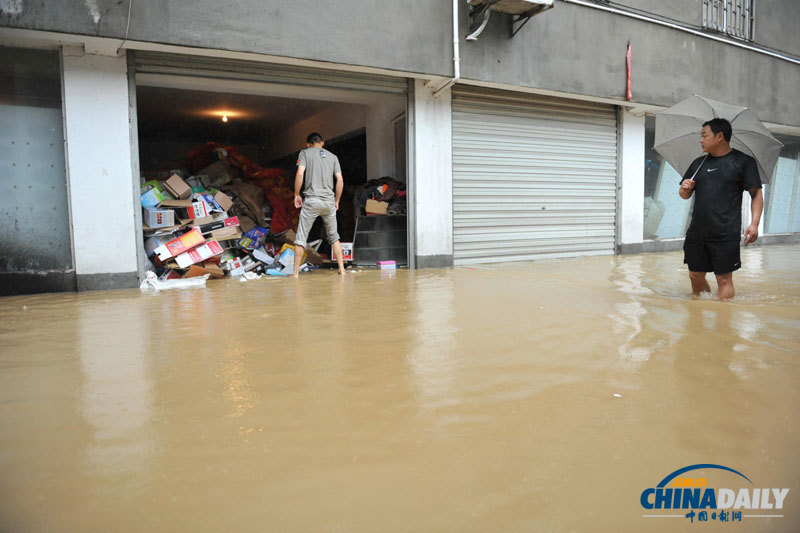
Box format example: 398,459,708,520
702,118,732,143
306,132,323,144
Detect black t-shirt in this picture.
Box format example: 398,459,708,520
680,149,762,242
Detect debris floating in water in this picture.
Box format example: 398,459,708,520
613,393,622,398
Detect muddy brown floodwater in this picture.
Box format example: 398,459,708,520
1,245,798,532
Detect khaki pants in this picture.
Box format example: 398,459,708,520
294,197,339,247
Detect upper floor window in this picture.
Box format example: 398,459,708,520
702,0,754,41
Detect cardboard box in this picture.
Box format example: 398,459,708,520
197,161,232,188
154,227,205,261
219,249,237,265
193,193,223,211
203,262,225,278
303,246,324,266
280,229,297,244
143,222,186,235
159,269,183,281
164,174,192,200
179,194,223,220
377,260,396,270
366,199,388,215
190,216,214,227
229,255,258,277
187,200,211,219
141,183,169,208
239,227,269,250
277,243,306,269
159,199,193,209
339,242,353,262
253,246,275,265
175,240,224,269
194,216,239,235
145,234,172,257
213,191,233,212
210,227,241,241
183,262,225,279
220,254,242,270
143,206,175,228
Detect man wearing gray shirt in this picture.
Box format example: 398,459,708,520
292,132,346,276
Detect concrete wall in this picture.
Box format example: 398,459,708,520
0,0,453,76
263,104,367,164
586,1,800,56
618,0,699,27
365,98,406,180
458,1,800,127
263,97,404,182
755,0,800,56
410,80,453,268
62,48,139,290
618,110,645,246
2,1,797,127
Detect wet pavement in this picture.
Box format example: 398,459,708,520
1,244,798,532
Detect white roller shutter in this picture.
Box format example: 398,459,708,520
134,51,408,94
452,87,618,265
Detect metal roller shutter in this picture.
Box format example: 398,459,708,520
133,51,408,95
452,86,618,265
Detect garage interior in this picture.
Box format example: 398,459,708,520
135,74,407,262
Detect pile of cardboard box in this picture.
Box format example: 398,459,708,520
142,172,290,280
142,166,358,281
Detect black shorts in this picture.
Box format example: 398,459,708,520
683,239,741,275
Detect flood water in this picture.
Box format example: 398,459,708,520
1,245,799,532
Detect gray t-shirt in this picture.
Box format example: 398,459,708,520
298,147,341,202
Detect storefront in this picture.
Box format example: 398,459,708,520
451,86,618,265
643,116,800,242
131,51,409,274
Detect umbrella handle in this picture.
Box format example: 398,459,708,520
688,154,709,181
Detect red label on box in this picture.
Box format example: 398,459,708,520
166,227,204,257
188,201,211,219
175,240,224,269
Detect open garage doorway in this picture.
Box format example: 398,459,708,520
134,57,407,268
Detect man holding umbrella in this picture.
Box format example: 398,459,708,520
655,95,782,300
678,118,762,299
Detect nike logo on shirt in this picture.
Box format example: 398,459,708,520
707,168,718,172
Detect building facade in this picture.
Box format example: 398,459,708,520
1,0,799,294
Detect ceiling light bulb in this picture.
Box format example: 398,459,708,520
222,115,228,123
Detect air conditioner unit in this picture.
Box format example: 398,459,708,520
467,0,555,40
468,0,554,16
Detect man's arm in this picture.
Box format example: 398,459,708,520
334,171,344,209
743,187,763,245
679,178,695,199
294,165,305,208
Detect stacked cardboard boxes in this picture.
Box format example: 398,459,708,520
141,172,278,280
141,161,356,282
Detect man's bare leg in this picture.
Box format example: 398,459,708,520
715,272,734,300
331,240,346,275
292,244,305,278
689,271,711,295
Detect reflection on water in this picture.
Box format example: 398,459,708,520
0,245,798,532
79,301,156,474
409,273,457,414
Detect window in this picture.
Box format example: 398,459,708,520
763,134,800,235
643,116,693,240
702,0,754,41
